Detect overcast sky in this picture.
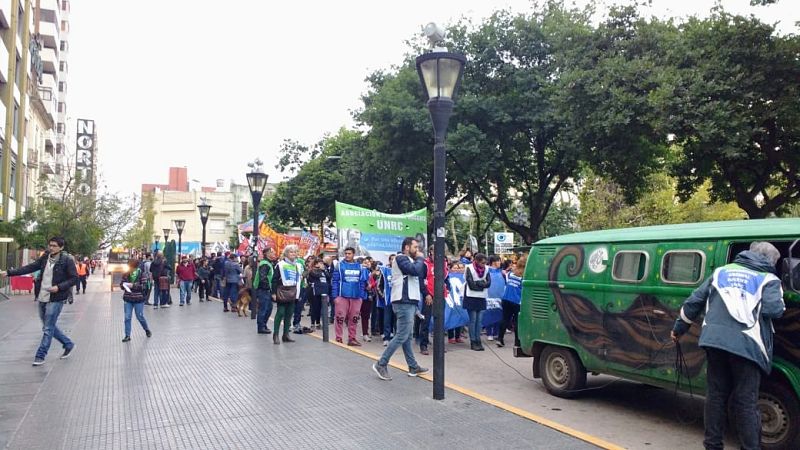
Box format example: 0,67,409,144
66,0,798,196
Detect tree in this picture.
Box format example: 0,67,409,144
577,170,745,232
656,10,800,217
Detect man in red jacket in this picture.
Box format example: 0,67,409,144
175,257,197,306
416,246,449,355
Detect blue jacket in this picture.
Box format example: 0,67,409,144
502,273,522,305
331,260,368,299
673,251,785,374
223,259,242,284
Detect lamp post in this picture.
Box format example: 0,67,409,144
416,23,465,401
174,219,186,258
246,163,268,320
153,234,161,254
198,203,211,258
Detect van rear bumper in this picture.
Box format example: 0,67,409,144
513,346,532,358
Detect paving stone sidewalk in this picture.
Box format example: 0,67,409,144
0,278,597,449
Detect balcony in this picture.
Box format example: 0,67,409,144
27,151,38,168
39,20,59,49
40,46,57,74
40,153,55,174
0,36,8,83
0,0,11,28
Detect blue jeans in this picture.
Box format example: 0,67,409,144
467,309,485,343
256,289,273,331
383,302,396,341
213,275,223,298
704,348,761,450
179,280,193,304
124,301,149,336
36,301,73,359
378,303,419,369
223,282,239,309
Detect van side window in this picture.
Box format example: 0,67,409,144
662,251,705,285
612,251,648,282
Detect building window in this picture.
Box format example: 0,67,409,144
61,0,70,12
208,219,226,234
12,102,19,139
56,122,65,134
14,54,21,87
60,41,68,52
9,160,16,199
16,7,23,40
59,61,67,73
662,251,705,285
57,102,65,113
58,82,66,93
60,20,69,32
612,251,649,283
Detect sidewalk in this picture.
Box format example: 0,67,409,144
0,278,596,450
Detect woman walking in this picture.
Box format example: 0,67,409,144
197,259,211,301
464,253,491,351
120,259,152,342
271,245,303,344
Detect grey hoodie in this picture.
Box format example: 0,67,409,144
673,251,785,373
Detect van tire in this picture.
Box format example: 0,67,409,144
758,379,800,450
539,345,587,398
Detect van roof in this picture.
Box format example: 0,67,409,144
536,218,800,245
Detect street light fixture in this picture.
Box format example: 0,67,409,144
416,23,466,401
174,219,186,258
198,203,212,258
246,162,269,320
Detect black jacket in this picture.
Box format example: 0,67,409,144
10,252,78,302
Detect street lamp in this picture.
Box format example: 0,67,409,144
246,163,268,320
198,203,212,258
416,23,465,401
153,234,161,254
174,219,186,258
163,228,171,251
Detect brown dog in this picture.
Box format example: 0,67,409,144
236,288,251,317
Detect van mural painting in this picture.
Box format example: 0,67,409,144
548,245,706,376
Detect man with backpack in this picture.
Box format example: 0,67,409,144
1,237,79,366
255,248,275,334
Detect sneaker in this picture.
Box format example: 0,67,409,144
347,340,362,347
496,341,505,348
487,335,494,341
383,340,389,347
408,366,430,377
448,338,456,344
179,303,184,307
32,358,45,366
163,304,170,308
455,338,464,343
372,363,392,381
146,330,152,338
420,347,430,355
363,334,372,343
61,345,75,359
336,337,343,344
122,336,131,342
153,306,159,310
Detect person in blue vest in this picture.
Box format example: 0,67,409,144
271,245,304,344
331,247,368,346
497,256,524,348
255,247,275,334
672,242,785,450
372,237,429,380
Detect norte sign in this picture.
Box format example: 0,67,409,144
75,119,95,197
335,201,427,264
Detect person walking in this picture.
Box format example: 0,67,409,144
372,237,429,380
464,253,491,351
175,257,196,306
141,253,153,305
196,259,210,302
149,253,164,309
672,242,785,450
211,252,226,300
1,237,78,366
222,253,242,312
332,247,368,346
497,256,524,348
271,245,303,344
360,261,378,343
120,259,152,342
75,257,89,294
255,248,275,334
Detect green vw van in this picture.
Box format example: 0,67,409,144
516,218,800,449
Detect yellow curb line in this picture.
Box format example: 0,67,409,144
306,331,623,450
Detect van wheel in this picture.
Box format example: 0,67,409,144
759,379,800,450
538,345,586,398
